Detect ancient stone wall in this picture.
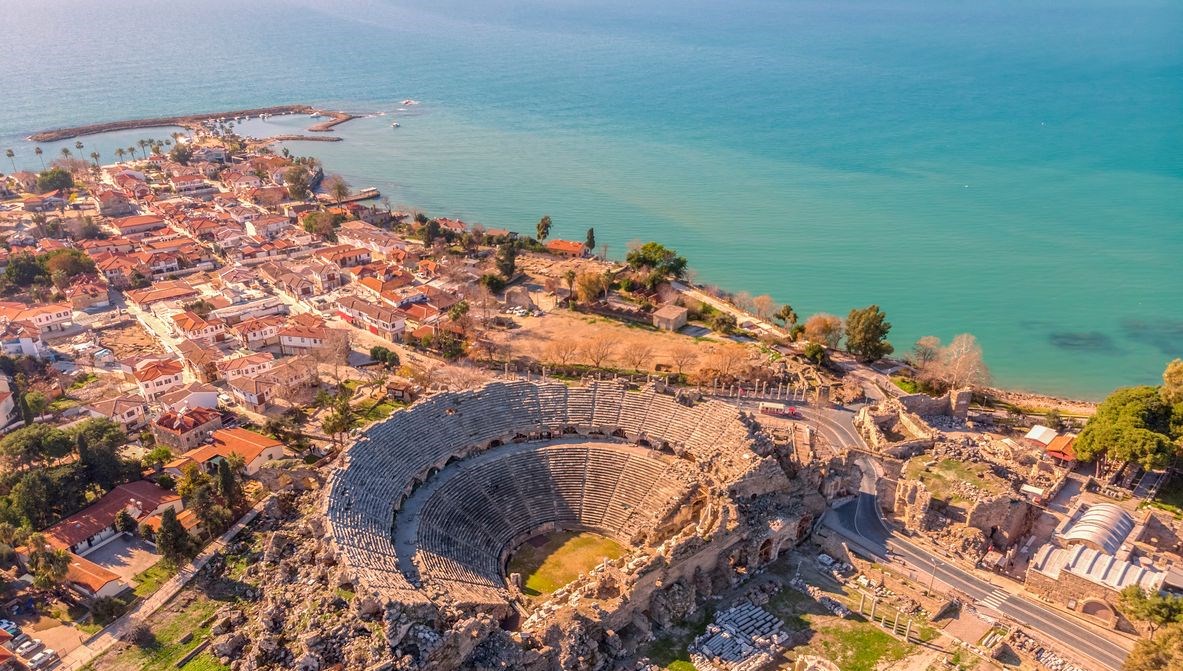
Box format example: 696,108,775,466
898,388,972,421
853,402,935,459
966,496,1036,549
894,479,933,533
1024,565,1128,631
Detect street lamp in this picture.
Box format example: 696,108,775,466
928,557,940,591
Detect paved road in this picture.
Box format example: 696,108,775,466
725,397,867,453
827,492,1130,671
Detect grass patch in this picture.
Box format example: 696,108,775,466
179,653,229,671
356,400,398,422
1144,474,1183,518
133,561,178,598
340,379,363,393
88,595,224,671
903,457,1007,503
892,376,920,393
643,606,714,670
796,621,913,671
507,531,625,596
49,397,81,412
69,372,100,390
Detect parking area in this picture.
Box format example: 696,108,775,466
83,535,161,583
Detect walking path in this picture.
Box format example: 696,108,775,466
58,496,272,670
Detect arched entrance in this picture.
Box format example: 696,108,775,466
1080,599,1115,625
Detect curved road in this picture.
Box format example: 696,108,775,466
827,471,1130,671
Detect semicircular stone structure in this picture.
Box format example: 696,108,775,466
324,379,776,614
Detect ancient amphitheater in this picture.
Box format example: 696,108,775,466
325,380,838,670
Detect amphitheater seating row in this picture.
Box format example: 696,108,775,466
411,443,692,591
324,380,754,605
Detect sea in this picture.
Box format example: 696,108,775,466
1,0,1180,400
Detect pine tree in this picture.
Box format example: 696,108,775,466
217,459,242,509
157,507,190,563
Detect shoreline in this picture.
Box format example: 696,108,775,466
26,105,358,142
19,110,1109,410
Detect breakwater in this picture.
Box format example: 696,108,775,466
26,104,349,141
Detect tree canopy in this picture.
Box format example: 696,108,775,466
1125,621,1183,671
495,243,517,280
36,167,73,193
803,313,844,349
1075,385,1182,469
0,423,74,471
845,305,893,362
626,242,688,288
1120,585,1183,639
1163,358,1183,406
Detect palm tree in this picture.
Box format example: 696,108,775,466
138,139,149,160
115,148,125,163
127,145,137,160
74,140,84,158
60,147,72,162
25,533,70,590
90,151,100,167
563,269,577,306
4,149,15,173
34,146,44,170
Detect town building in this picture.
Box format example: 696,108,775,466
165,428,285,476
85,395,149,432
151,406,224,451
132,359,186,401
652,304,689,331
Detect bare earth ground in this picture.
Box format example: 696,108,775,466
486,307,711,373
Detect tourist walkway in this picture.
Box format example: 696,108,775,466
59,496,272,670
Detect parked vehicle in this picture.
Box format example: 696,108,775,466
6,633,29,649
0,619,18,635
16,638,43,657
29,649,58,669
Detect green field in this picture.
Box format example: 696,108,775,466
795,620,913,671
507,531,625,596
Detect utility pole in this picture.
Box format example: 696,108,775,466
929,557,940,591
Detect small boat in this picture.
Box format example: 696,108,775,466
391,122,401,128
397,107,407,112
401,99,419,105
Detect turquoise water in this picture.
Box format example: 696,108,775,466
1,0,1180,399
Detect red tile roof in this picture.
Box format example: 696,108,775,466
45,481,180,548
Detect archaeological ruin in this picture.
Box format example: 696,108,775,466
323,380,840,669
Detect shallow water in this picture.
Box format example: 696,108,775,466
2,0,1180,399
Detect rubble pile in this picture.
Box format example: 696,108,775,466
1009,630,1087,671
788,578,850,617
688,601,789,671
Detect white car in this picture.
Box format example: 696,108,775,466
16,638,42,657
28,649,58,669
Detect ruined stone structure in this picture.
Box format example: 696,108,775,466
895,477,1035,558
853,399,936,459
689,601,789,671
896,388,972,422
324,380,829,670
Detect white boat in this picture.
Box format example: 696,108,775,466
391,122,401,128
401,99,419,105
